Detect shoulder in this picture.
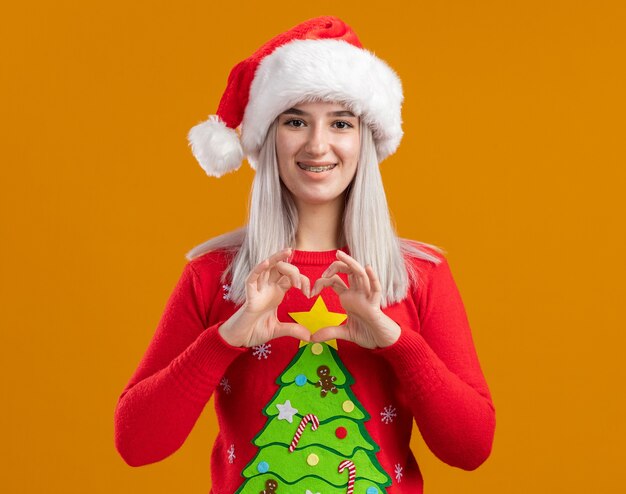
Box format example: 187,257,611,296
175,248,238,312
399,238,455,296
187,247,236,274
182,247,237,294
401,238,448,271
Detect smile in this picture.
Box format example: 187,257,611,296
297,162,337,173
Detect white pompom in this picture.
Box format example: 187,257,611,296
187,115,244,177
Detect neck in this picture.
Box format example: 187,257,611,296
294,197,344,251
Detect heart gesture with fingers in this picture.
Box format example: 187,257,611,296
309,250,401,349
218,248,312,348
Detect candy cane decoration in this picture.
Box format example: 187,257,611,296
338,460,356,494
288,414,320,452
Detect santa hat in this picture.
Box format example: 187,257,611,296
187,16,404,177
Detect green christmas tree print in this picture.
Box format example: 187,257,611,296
235,336,392,493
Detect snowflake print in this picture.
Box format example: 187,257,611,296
380,405,397,424
227,443,235,464
394,463,403,483
222,284,231,300
252,343,272,360
219,377,232,394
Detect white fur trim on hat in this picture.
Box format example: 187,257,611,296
241,39,403,168
187,115,244,177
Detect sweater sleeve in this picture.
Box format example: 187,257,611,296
114,261,247,467
373,255,496,470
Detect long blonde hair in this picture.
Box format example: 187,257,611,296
186,117,444,307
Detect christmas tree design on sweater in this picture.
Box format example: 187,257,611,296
235,296,392,493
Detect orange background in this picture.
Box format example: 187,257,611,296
2,1,625,492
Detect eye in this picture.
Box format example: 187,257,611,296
333,120,354,130
284,118,305,128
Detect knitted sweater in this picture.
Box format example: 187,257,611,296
114,246,495,493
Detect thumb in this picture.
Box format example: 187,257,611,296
274,322,311,343
310,326,353,343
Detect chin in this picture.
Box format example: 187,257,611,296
298,194,344,207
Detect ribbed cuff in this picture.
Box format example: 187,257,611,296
170,323,247,403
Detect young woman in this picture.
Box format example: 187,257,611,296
114,16,495,493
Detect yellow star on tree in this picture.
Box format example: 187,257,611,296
288,295,347,349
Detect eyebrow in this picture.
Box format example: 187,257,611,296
281,108,356,117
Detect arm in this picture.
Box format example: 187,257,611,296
310,250,495,468
114,262,247,467
373,255,495,470
114,249,312,467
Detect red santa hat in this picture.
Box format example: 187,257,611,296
187,16,404,177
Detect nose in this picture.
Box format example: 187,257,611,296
303,125,330,157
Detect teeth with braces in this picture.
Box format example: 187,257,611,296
298,163,336,172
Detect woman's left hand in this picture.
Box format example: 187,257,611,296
309,250,401,349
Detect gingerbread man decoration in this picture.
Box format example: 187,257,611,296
315,365,338,397
260,479,278,494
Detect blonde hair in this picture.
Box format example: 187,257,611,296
186,118,444,307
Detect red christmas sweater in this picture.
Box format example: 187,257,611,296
114,246,495,493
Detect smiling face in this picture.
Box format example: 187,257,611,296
275,100,360,210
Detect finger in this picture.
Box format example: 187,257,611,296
300,273,311,298
272,261,302,290
323,260,360,290
311,275,349,298
276,274,292,291
268,269,281,284
247,259,269,287
247,259,270,295
336,251,369,292
321,260,352,278
249,249,289,291
336,249,358,263
317,261,352,295
366,264,382,297
262,250,294,286
266,248,293,268
259,266,270,289
252,248,290,276
310,325,354,343
274,322,311,342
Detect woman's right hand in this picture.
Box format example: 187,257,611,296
218,248,312,347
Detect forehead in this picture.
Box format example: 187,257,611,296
281,100,357,117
